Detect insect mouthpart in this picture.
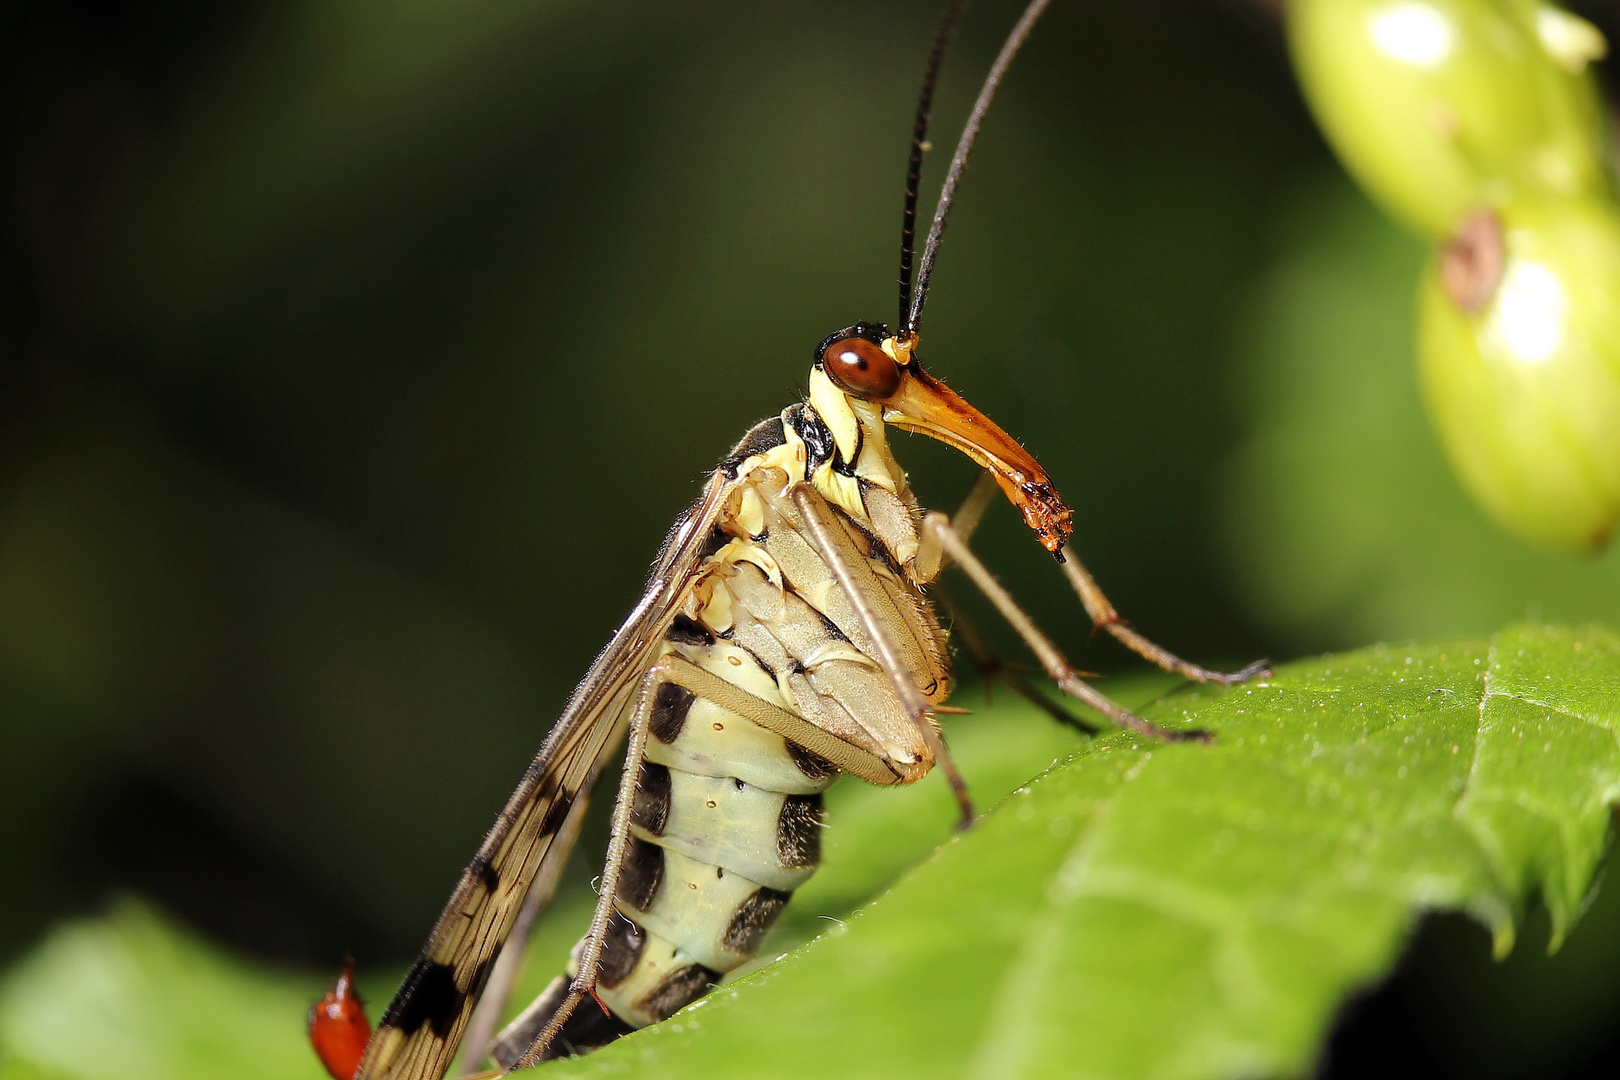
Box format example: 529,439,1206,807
879,359,1073,556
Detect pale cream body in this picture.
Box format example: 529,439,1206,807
564,377,954,1033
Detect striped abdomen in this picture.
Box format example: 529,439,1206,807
496,571,845,1062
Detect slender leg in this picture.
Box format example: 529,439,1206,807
924,513,1207,743
457,788,592,1077
791,485,976,829
933,581,1099,736
512,659,673,1067
915,470,1000,584
1057,543,1269,685
928,472,1101,733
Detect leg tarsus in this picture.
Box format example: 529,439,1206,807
1057,543,1266,686
1220,658,1273,684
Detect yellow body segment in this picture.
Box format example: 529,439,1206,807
630,768,819,893
641,692,835,796
617,846,771,973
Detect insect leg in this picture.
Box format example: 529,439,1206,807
922,512,1208,742
790,485,975,829
914,469,999,584
918,473,1092,726
456,787,592,1077
1055,543,1269,684
508,658,674,1067
933,580,1100,736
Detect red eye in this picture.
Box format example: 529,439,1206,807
822,337,903,399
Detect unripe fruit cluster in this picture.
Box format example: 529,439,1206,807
1289,0,1620,551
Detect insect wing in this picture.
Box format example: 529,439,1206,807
356,474,733,1080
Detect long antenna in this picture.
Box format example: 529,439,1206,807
898,0,968,331
902,0,1054,341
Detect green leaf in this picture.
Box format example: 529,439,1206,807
0,900,334,1080
5,626,1618,1080
540,623,1620,1079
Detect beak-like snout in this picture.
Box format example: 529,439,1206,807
881,366,1073,555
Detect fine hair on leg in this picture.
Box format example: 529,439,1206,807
512,659,674,1066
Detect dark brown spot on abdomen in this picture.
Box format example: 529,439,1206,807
650,683,695,744
632,762,672,835
595,914,646,990
776,793,824,868
722,887,791,956
636,964,719,1024
616,837,665,913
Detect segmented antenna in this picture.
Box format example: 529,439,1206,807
897,0,968,331
903,0,1054,341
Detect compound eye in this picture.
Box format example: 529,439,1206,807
822,336,903,399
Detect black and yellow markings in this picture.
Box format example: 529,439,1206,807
631,767,822,892
644,672,841,794
595,914,646,990
638,964,720,1023
631,761,672,835
721,887,791,956
775,793,825,868
616,840,790,972
785,740,839,780
719,415,789,480
666,615,715,647
572,595,840,1036
566,468,905,1044
649,682,696,743
589,924,722,1027
617,836,666,913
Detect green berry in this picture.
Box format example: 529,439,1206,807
1417,195,1620,550
1288,0,1608,237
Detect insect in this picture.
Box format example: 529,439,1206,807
310,959,372,1080
313,1,1265,1076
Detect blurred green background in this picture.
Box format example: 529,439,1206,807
2,0,1619,1076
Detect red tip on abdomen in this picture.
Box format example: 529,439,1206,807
309,958,372,1080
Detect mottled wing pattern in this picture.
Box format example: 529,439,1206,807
355,473,734,1080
